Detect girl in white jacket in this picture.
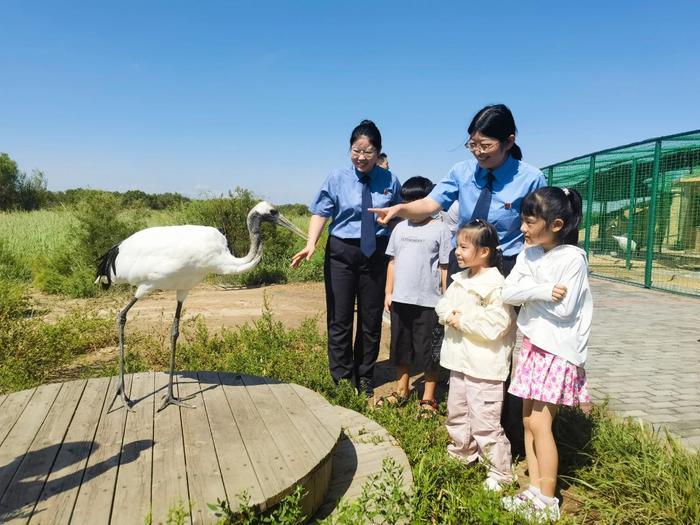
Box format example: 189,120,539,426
436,220,516,490
501,187,592,522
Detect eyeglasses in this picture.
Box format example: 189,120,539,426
465,141,500,154
351,148,377,158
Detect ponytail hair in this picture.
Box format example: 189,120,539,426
510,143,523,160
467,103,522,160
457,219,504,275
521,186,584,246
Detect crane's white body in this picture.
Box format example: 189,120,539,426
110,225,258,300
96,200,306,412
612,234,637,253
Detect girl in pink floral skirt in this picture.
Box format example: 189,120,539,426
501,186,592,522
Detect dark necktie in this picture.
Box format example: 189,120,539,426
360,176,376,257
470,170,495,222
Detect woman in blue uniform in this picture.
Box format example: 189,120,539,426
370,104,546,452
291,120,402,397
371,104,545,279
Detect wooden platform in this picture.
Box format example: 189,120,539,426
0,371,341,524
312,406,413,522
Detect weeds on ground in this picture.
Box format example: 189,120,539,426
318,458,412,524
209,485,306,524
568,411,700,524
170,305,697,524
4,288,698,523
0,281,115,393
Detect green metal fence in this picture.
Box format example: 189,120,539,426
543,129,700,296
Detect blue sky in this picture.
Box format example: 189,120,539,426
2,1,699,204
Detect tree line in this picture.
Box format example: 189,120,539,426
0,152,191,211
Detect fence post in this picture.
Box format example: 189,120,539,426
626,159,637,270
584,155,596,255
644,140,662,288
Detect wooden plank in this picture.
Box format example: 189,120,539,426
150,372,190,525
264,380,340,517
289,384,340,439
240,376,317,480
264,379,339,459
0,383,62,501
70,375,133,524
28,376,111,525
111,372,155,525
0,380,86,524
218,373,290,509
197,372,264,510
178,372,226,524
0,389,37,447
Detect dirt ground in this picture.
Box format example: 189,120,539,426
36,282,411,397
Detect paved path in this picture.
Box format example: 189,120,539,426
586,278,700,450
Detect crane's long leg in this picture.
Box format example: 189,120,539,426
110,296,138,412
158,300,195,411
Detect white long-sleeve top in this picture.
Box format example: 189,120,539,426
436,267,516,381
502,244,593,367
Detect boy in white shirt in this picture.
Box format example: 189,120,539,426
380,177,451,416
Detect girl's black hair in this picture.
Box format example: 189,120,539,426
521,186,584,246
457,219,504,274
400,176,434,203
467,104,522,160
350,119,382,152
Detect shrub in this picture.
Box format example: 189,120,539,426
72,191,146,262
0,239,32,282
32,192,145,297
0,279,30,319
175,188,313,286
0,283,115,393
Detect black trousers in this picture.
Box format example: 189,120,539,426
324,235,389,387
446,248,524,456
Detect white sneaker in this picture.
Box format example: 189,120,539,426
531,496,561,523
515,494,561,523
483,476,502,492
502,487,539,511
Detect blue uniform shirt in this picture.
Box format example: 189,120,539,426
428,155,546,256
309,165,402,239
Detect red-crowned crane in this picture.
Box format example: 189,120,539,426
95,201,306,412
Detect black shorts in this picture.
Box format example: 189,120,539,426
389,302,442,373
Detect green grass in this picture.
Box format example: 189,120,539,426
3,203,697,522
0,202,323,297
78,297,694,525
0,280,116,394
0,209,78,273
1,273,697,523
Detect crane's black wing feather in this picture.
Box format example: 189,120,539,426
95,243,121,290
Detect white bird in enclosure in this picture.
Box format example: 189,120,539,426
95,201,307,412
612,234,637,254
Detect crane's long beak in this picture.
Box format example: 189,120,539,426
275,214,308,240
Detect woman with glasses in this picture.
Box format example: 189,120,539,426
291,120,402,398
370,104,545,278
370,104,545,453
